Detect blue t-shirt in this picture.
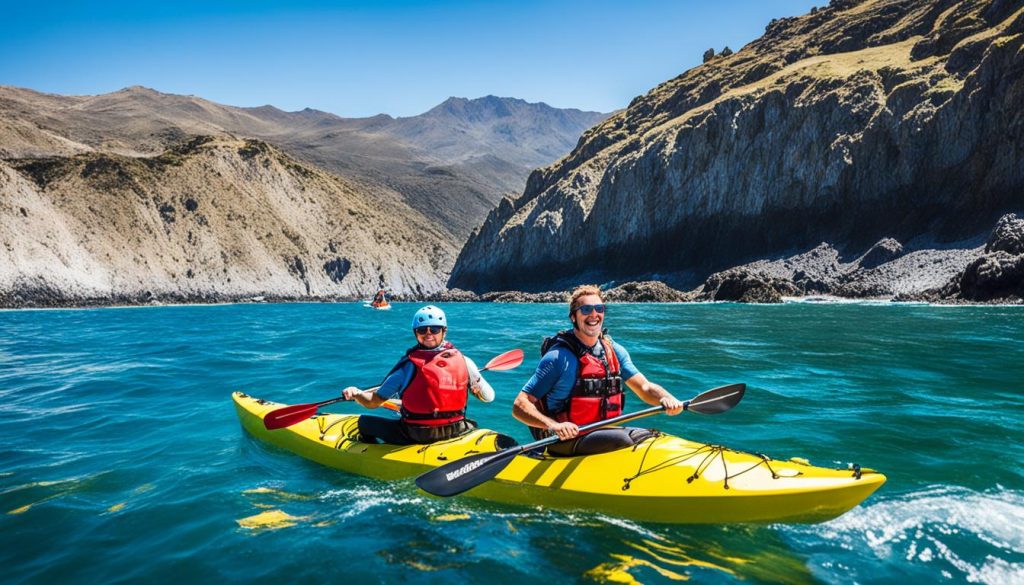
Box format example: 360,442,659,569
376,359,417,400
522,338,639,414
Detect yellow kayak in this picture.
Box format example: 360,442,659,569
233,391,885,524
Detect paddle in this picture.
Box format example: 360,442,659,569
262,349,525,430
415,383,746,497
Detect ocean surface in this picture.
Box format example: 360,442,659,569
1,302,1022,584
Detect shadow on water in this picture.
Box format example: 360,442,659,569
576,524,817,584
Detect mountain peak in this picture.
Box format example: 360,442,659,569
427,95,538,120
119,85,160,95
438,95,529,107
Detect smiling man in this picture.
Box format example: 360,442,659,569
512,285,685,456
342,305,494,444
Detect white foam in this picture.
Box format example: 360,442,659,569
319,485,425,520
796,486,1024,584
592,514,667,541
780,296,1024,308
781,295,926,306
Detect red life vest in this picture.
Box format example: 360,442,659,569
400,341,469,427
541,330,624,427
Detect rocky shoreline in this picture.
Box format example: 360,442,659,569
422,213,1024,306
7,214,1020,308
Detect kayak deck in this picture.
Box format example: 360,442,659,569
233,392,885,524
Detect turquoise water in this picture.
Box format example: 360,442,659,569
1,302,1022,584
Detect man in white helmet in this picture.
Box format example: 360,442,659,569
342,305,494,444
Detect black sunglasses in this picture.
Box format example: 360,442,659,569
414,325,444,335
575,304,606,316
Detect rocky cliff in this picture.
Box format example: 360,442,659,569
449,0,1024,294
0,137,456,305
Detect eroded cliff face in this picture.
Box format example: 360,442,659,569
450,0,1024,292
0,137,456,305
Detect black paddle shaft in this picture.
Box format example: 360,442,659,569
416,383,746,497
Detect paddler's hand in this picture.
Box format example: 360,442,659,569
341,386,362,401
548,421,579,440
660,396,685,416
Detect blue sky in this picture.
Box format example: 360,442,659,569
2,1,820,117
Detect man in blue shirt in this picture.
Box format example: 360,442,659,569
512,285,684,456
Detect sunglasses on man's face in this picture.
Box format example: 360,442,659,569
414,326,444,335
575,304,606,316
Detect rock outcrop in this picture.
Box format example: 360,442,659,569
697,269,800,303
940,213,1024,301
951,253,1024,301
417,280,694,303
985,213,1024,255
480,290,566,303
449,0,1024,299
603,281,692,302
692,234,984,302
856,238,905,270
421,288,481,302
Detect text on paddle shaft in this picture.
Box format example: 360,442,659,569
445,458,490,482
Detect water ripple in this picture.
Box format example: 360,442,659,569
1,302,1021,583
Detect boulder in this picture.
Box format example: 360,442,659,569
950,252,1024,301
940,214,1024,302
481,290,566,303
697,269,799,303
985,213,1024,255
856,238,905,270
602,281,692,302
423,288,480,302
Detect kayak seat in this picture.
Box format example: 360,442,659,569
546,427,656,457
493,432,518,450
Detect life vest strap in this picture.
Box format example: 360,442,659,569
400,408,466,420
574,376,623,396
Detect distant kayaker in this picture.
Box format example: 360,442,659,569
371,289,389,307
512,285,685,456
342,305,494,444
